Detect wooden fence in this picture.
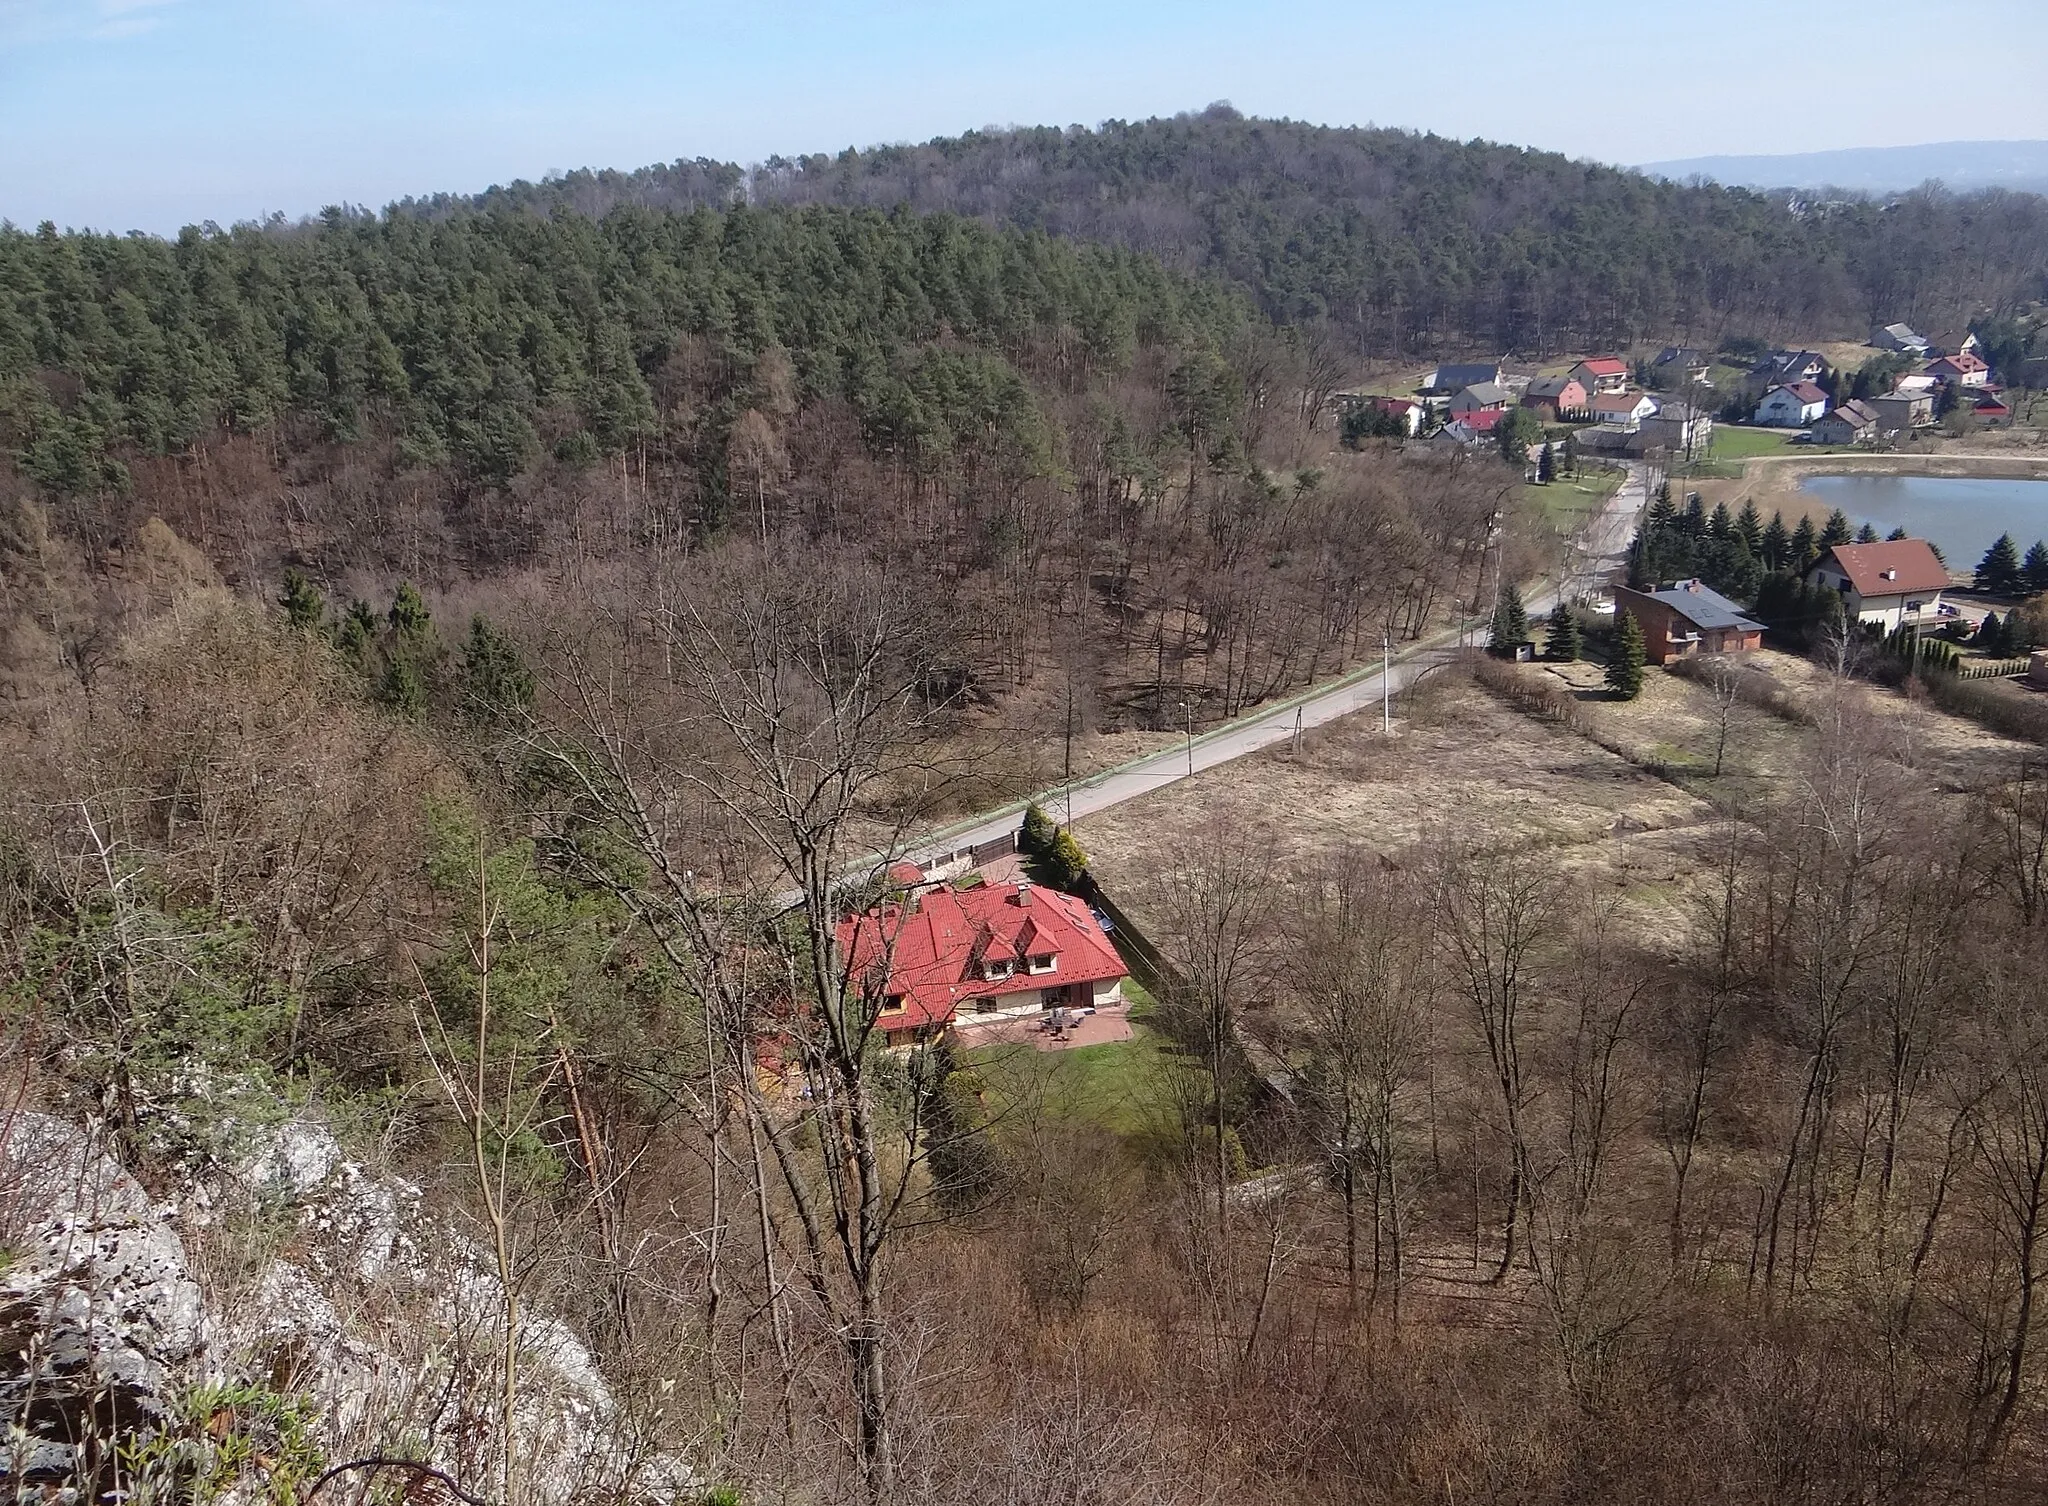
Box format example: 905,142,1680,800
1955,657,2031,681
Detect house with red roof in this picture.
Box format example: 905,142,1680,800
1974,394,2013,426
1803,538,1954,632
1569,357,1631,395
1588,390,1658,429
837,880,1127,1045
1926,351,1990,388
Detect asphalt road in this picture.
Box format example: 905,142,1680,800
902,462,1648,870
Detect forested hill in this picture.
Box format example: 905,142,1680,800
0,204,1247,508
425,109,2048,356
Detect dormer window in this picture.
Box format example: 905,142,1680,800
1027,953,1057,974
881,994,906,1015
983,960,1015,982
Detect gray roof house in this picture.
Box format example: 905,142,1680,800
1873,323,1929,354
1427,361,1505,394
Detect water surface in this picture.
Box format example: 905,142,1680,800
1797,473,2048,567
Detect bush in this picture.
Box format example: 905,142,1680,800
1919,672,2048,745
1472,655,1586,730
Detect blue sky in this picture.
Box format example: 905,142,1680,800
5,0,2044,234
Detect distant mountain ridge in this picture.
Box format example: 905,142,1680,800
1639,140,2048,196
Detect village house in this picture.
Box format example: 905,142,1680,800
1809,398,1880,444
837,879,1127,1047
1925,351,1990,388
1754,381,1829,427
1341,394,1423,435
1890,370,1940,398
1923,330,1980,359
1651,346,1711,384
1450,381,1511,415
1638,401,1714,457
1569,356,1631,395
1613,580,1766,665
1804,538,1952,632
1587,390,1657,429
1521,374,1588,421
1870,391,1934,432
1436,409,1507,445
1753,350,1830,386
1873,323,1929,355
1973,394,2014,427
1426,360,1504,394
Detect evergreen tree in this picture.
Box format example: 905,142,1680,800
1974,611,2004,650
1855,522,1880,543
2007,609,2035,655
278,569,324,633
1561,431,1579,475
377,654,427,719
1489,582,1529,655
1536,441,1555,483
1887,526,1910,541
2024,540,2048,595
1545,602,1581,662
1761,512,1789,570
1820,509,1853,547
459,614,535,725
389,582,433,644
337,599,377,664
1019,802,1058,859
1647,483,1677,531
1735,500,1763,555
1977,533,2024,594
1607,612,1647,700
1789,515,1819,573
1708,501,1733,541
1681,492,1707,536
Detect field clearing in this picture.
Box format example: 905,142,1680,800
1077,673,1715,933
1077,648,2039,964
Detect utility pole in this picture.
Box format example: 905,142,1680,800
1292,705,1303,756
1383,627,1392,735
1180,700,1193,777
1063,680,1075,830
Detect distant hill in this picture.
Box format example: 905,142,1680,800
1639,140,2048,196
401,112,2048,355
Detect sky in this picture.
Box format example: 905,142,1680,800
5,0,2046,235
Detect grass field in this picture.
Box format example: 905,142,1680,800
1709,426,1797,459
1527,466,1623,526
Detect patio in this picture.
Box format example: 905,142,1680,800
952,1002,1134,1051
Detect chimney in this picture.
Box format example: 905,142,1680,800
1015,880,1032,907
1882,569,1897,580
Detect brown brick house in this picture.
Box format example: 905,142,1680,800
1613,580,1766,665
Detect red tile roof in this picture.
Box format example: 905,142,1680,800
1928,352,1988,377
1452,407,1506,432
1575,357,1628,376
837,882,1126,1034
1371,396,1417,413
1810,539,1952,598
1779,381,1829,404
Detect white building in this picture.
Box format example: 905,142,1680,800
1753,382,1828,427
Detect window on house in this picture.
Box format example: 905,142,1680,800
881,995,905,1014
974,997,999,1015
1027,953,1056,974
984,960,1014,981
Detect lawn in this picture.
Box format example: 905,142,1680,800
1709,427,1797,459
962,979,1197,1141
1527,466,1623,526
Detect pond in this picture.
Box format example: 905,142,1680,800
1798,473,2048,568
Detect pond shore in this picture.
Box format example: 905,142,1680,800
1697,442,2048,523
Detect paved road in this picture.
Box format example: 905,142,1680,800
901,462,1647,870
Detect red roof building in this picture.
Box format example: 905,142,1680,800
1927,351,1990,387
1805,539,1954,631
837,881,1127,1043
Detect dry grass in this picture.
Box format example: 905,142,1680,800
1077,671,1713,918
1077,646,2041,960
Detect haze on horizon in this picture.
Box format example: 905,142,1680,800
6,0,2046,236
